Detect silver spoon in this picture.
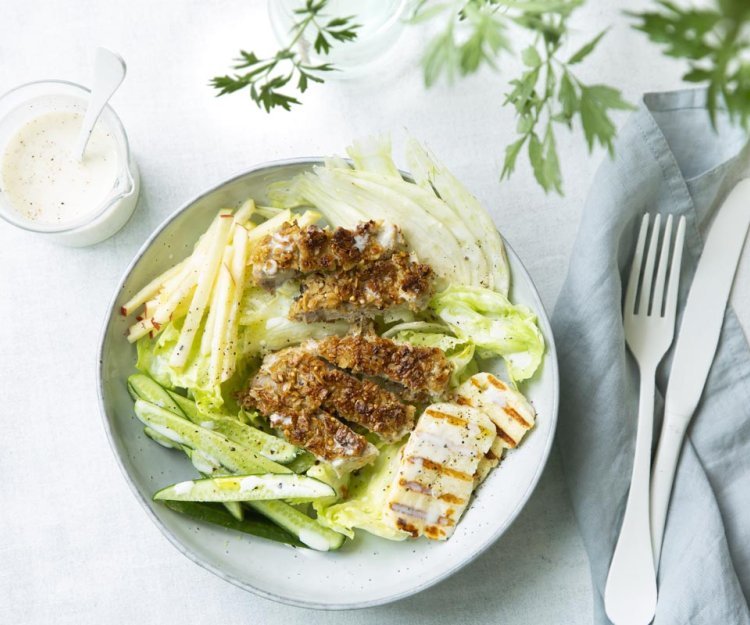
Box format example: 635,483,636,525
73,47,126,161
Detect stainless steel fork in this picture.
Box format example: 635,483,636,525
604,213,686,625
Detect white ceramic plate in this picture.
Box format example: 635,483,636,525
97,160,559,609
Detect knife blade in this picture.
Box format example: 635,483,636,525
650,177,750,565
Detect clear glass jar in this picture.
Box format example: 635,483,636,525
0,80,140,247
267,0,409,78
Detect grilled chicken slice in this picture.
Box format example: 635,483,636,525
251,220,404,289
385,403,495,540
290,252,434,323
455,372,536,485
240,347,415,470
312,334,451,401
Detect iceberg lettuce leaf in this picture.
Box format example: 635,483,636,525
312,443,409,541
136,317,228,415
238,283,349,355
430,285,545,382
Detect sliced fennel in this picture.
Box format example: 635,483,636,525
344,169,489,287
431,285,544,382
284,166,471,287
275,135,511,292
345,135,402,178
405,138,510,295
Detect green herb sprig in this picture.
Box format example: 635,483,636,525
210,0,360,112
630,0,750,129
414,0,633,195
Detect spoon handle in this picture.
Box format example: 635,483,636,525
73,48,126,161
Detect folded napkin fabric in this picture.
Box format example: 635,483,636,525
552,89,750,625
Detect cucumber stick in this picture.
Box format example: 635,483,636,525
183,449,245,521
134,391,344,550
128,374,185,416
154,474,334,503
162,501,304,547
144,426,182,450
144,428,245,520
166,390,200,420
248,501,345,551
164,387,298,464
133,400,291,475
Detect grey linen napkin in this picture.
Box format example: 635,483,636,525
552,88,750,625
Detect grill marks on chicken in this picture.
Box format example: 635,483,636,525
290,252,434,322
240,347,416,470
313,334,451,401
251,220,405,289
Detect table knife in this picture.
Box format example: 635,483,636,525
650,178,750,566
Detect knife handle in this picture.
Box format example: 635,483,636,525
650,412,689,568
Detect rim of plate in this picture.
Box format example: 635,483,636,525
96,157,560,610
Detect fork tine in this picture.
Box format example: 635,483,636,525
663,216,686,322
651,214,673,316
625,215,650,316
638,214,661,315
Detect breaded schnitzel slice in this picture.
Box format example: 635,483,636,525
312,334,451,401
290,252,433,322
251,220,404,289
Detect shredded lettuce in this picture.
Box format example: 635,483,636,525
311,443,409,541
430,285,545,382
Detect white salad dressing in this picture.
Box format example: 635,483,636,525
0,80,140,246
173,480,194,495
353,232,369,252
239,476,264,492
189,453,218,475
148,423,187,446
0,111,119,224
298,528,331,551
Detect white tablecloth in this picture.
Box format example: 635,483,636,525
2,1,730,623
